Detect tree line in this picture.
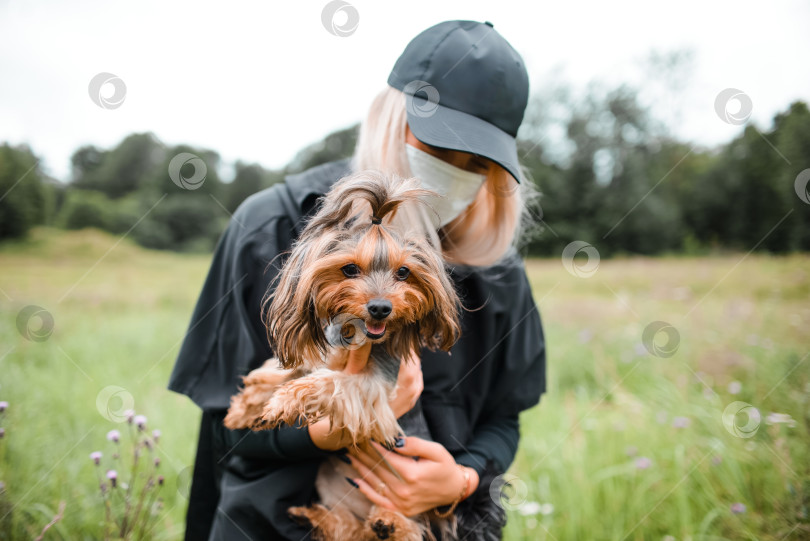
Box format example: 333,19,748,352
0,86,807,256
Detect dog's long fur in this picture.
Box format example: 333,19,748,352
225,171,463,540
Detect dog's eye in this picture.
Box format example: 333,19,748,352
341,264,360,278
395,266,410,281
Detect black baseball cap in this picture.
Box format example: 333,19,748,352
388,20,529,183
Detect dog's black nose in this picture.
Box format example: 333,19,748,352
367,299,392,320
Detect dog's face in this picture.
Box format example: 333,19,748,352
266,172,460,369
312,224,451,345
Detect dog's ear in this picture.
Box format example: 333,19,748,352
265,243,328,368
413,250,461,352
419,275,461,352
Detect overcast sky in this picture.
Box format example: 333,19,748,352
1,0,807,182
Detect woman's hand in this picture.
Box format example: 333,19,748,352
309,346,423,451
347,437,480,517
388,349,423,419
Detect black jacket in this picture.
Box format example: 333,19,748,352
168,159,547,540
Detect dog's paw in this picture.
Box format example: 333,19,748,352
260,394,295,426
370,519,396,540
364,507,423,541
289,504,364,541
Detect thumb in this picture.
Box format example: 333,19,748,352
344,342,372,374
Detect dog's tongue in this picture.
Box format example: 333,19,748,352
366,322,386,335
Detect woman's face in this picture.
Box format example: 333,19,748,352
405,125,493,175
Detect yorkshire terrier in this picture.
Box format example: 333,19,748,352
224,171,463,541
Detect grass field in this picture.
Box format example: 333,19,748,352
1,228,808,540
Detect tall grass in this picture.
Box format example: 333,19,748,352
1,228,808,539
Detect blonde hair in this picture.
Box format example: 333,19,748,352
351,86,528,267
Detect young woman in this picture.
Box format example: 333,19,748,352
169,20,546,540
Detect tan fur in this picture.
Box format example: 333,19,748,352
261,368,401,447
225,172,461,540
224,361,303,430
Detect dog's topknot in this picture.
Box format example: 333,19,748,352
303,170,434,236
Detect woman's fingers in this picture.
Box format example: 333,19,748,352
368,441,420,470
349,454,405,508
350,446,402,487
388,436,447,461
352,476,398,511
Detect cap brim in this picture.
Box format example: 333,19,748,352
405,95,522,183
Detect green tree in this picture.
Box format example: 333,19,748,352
57,189,112,230
285,125,358,174
0,143,46,240
72,133,165,199
772,101,810,250
226,162,265,212
133,193,226,252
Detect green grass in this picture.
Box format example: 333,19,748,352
1,228,808,540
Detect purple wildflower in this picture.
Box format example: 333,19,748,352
90,451,102,465
106,470,118,488
154,457,161,468
158,475,164,486
0,401,7,413
106,429,120,443
731,502,746,514
134,415,147,430
578,329,593,344
152,429,161,442
672,417,691,429
635,457,652,470
123,409,135,423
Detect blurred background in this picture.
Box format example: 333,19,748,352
0,1,808,539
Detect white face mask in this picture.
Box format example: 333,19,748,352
405,144,486,227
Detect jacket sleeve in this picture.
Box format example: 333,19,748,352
209,411,337,461
169,189,336,462
218,222,340,461
455,266,546,477
454,413,520,477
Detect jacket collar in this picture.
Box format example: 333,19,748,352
284,158,354,212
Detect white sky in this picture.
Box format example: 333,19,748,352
1,0,807,182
